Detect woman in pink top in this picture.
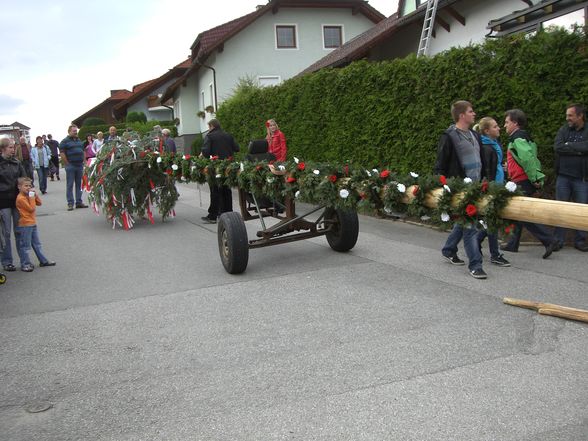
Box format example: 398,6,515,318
265,119,287,162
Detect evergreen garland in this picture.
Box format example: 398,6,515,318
84,134,520,232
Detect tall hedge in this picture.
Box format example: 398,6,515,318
217,28,588,185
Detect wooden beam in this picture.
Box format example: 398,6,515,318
445,6,466,26
436,15,451,33
401,187,588,231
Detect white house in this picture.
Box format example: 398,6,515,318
302,0,588,73
161,0,386,149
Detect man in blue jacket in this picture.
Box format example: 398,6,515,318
59,125,88,211
553,103,588,252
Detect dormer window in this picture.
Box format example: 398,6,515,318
276,25,297,49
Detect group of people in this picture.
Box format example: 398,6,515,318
0,138,55,274
199,118,287,223
436,100,588,279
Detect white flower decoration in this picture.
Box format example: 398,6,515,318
239,162,244,172
339,189,350,199
365,170,372,177
313,169,320,175
295,190,300,198
278,165,286,171
410,172,419,178
372,168,379,175
396,183,406,193
463,177,473,184
153,150,160,155
182,155,187,160
266,177,274,183
181,176,187,181
294,157,300,164
215,174,221,178
420,215,431,221
441,212,450,222
443,184,451,193
479,219,488,230
156,157,162,163
171,164,178,171
505,181,517,192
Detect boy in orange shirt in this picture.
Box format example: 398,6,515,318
15,177,56,272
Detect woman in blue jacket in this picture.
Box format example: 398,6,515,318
31,136,52,194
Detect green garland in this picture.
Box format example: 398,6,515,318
84,133,520,231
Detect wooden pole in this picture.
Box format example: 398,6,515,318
401,186,588,231
503,297,588,324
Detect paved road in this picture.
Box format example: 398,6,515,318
1,177,587,441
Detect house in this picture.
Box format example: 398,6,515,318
72,89,132,128
112,58,191,122
161,0,386,150
301,0,588,74
0,121,31,144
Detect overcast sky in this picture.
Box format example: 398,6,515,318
0,0,399,140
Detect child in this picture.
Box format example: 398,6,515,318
15,177,56,272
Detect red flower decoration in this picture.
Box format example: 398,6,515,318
504,226,511,234
439,175,447,185
210,155,219,160
165,169,173,175
184,154,191,160
139,151,146,158
359,192,368,200
297,162,305,171
329,175,338,183
287,177,297,183
465,204,477,217
412,185,419,196
481,181,489,193
380,169,390,179
256,165,263,171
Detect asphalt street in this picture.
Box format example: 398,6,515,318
1,175,587,441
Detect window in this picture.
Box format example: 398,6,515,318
276,25,297,49
258,76,281,87
323,25,343,49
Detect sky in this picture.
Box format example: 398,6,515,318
0,0,399,141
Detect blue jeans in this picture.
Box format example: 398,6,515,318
36,167,49,193
477,230,500,259
16,225,49,267
442,223,483,271
0,207,25,266
554,174,588,246
65,163,84,206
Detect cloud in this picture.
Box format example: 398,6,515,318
0,95,25,116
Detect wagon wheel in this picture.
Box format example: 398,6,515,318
0,273,5,284
324,208,359,252
217,212,249,274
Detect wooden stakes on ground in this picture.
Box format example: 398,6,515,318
503,297,588,324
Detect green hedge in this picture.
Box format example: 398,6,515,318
217,27,588,185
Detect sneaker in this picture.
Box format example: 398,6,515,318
201,216,216,224
470,268,487,279
443,254,465,265
2,264,16,272
21,265,34,272
490,254,511,267
542,242,556,259
76,203,89,208
40,261,56,267
57,176,60,180
67,204,74,211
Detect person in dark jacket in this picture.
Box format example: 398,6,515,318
500,109,556,258
435,100,488,279
200,119,240,223
60,125,88,211
553,103,588,252
0,137,27,271
474,117,510,267
47,134,60,181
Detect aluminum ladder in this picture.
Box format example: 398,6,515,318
417,0,440,57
